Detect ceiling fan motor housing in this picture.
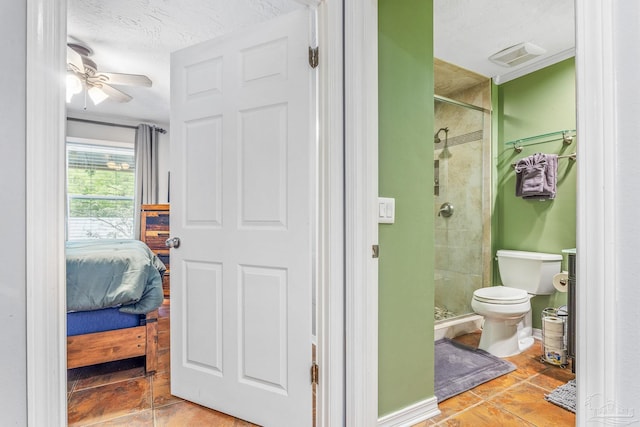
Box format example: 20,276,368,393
81,57,98,76
67,40,151,103
68,42,93,57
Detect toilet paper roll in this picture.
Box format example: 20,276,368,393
544,336,565,348
543,316,565,333
553,272,569,293
544,331,564,339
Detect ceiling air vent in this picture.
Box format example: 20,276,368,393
489,42,546,67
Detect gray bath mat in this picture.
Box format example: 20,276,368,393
545,379,576,413
434,338,516,402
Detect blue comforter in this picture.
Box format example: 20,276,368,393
66,240,165,314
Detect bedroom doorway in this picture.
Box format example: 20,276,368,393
64,1,332,426
25,0,373,422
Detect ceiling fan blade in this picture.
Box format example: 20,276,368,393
67,45,84,73
97,83,133,103
96,72,152,87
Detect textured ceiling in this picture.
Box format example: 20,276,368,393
67,0,575,124
434,0,575,83
66,0,303,124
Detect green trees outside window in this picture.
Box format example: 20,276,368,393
66,142,135,240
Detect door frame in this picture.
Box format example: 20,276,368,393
25,0,67,424
573,1,629,423
25,0,351,425
343,1,379,426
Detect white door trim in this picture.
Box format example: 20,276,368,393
25,1,346,426
25,0,67,425
574,1,625,424
316,1,346,426
344,1,379,426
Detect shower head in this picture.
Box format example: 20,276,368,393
434,127,449,144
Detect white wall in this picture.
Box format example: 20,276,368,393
66,117,171,203
0,2,27,425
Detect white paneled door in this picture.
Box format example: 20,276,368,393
169,8,315,427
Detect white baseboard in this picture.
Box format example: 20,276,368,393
377,396,440,427
533,327,542,341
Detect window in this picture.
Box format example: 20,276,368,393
66,140,136,240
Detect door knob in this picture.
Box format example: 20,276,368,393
438,202,454,218
165,237,181,248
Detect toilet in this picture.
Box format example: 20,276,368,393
471,250,562,358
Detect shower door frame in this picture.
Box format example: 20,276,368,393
433,94,492,322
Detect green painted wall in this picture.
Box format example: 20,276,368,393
494,59,577,328
378,0,434,417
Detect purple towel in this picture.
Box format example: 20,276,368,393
537,153,558,199
515,153,558,200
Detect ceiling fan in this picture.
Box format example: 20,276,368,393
66,42,152,106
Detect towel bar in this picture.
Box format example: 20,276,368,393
511,152,576,169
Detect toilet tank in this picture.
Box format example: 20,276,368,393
496,250,562,295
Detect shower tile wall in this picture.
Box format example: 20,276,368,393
434,80,491,320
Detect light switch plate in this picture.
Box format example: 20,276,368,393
378,197,395,224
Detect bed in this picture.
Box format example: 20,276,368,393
66,239,165,373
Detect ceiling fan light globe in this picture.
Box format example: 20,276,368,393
88,86,109,105
66,74,82,102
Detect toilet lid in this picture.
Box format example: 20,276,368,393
473,286,530,304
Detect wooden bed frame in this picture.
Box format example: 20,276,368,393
66,309,159,373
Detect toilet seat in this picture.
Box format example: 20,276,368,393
471,286,533,357
473,286,529,304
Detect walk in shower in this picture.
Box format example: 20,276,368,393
433,94,491,322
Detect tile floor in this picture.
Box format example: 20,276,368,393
68,301,575,426
414,332,576,426
67,298,258,426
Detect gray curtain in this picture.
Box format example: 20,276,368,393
134,124,159,239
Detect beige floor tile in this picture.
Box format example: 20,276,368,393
87,410,154,426
430,391,484,423
528,366,575,392
451,331,481,348
410,420,437,426
154,401,254,427
490,382,575,426
504,351,549,380
436,401,535,426
469,371,524,400
68,377,152,426
152,370,184,408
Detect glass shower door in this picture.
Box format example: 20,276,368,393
433,97,489,321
